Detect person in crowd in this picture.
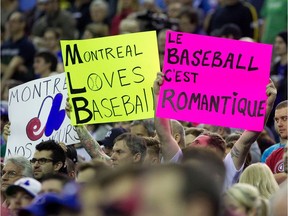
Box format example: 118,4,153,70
65,104,147,167
206,0,259,41
218,23,242,40
143,136,161,165
31,0,77,40
31,140,67,181
271,31,287,105
80,165,143,216
1,156,33,212
5,177,41,216
68,0,92,37
98,127,127,157
0,101,9,157
262,100,287,162
239,163,279,199
182,147,226,190
110,0,139,35
81,23,109,39
130,119,155,137
19,181,81,216
119,18,141,34
184,127,206,146
166,2,183,19
270,176,287,216
223,183,269,216
0,79,23,101
153,71,276,190
266,144,287,184
40,173,70,194
33,51,58,78
88,0,110,27
135,164,221,216
110,133,147,168
178,8,205,35
1,11,36,89
76,160,109,184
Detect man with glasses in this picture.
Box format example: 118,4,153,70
1,156,33,211
30,140,67,181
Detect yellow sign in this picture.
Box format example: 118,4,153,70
61,31,160,125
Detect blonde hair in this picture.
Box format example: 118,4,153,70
239,163,279,199
224,183,268,216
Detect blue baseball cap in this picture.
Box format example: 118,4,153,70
99,127,127,149
19,182,81,216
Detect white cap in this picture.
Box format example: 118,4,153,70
6,177,42,197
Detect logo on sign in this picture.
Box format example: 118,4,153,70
26,93,66,141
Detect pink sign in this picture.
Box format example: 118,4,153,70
156,31,273,131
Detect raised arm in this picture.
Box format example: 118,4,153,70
231,80,277,170
153,72,181,162
65,98,110,163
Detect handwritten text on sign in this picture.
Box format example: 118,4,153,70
61,31,160,125
156,32,273,131
7,73,79,159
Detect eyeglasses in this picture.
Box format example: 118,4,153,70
30,158,54,165
1,171,23,178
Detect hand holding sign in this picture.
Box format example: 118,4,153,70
153,72,164,96
266,79,277,107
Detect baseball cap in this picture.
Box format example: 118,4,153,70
99,127,127,149
6,177,41,198
19,182,81,216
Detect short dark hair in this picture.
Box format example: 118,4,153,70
178,8,199,25
114,133,147,162
35,51,58,72
41,173,70,185
143,137,160,158
35,140,66,165
219,23,242,39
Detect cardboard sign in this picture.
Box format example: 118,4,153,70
60,31,160,125
157,31,273,131
6,73,79,159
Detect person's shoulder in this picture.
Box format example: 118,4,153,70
264,143,282,153
268,146,285,159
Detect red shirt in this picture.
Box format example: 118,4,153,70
266,147,284,174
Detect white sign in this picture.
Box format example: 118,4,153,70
6,73,79,159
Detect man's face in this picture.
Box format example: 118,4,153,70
110,140,135,168
8,190,33,213
130,124,149,137
33,57,51,75
40,179,63,194
8,12,24,34
274,107,288,140
32,150,55,180
1,161,23,192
